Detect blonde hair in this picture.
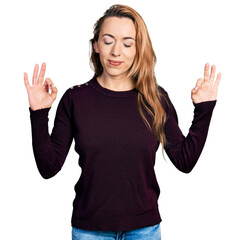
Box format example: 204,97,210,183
90,4,169,157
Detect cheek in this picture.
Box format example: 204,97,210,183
98,48,110,61
98,52,107,66
125,48,136,62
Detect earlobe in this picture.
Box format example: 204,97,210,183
94,42,99,53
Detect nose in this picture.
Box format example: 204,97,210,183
111,42,121,57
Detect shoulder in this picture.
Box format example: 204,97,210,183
64,81,91,97
60,81,91,102
157,84,175,116
157,84,170,106
69,81,90,91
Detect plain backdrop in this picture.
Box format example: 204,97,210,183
1,0,244,239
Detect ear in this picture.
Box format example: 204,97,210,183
94,41,99,53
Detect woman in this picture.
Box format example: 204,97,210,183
24,4,221,240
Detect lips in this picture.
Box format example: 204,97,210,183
109,60,122,66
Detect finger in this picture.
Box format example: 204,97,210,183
192,78,203,95
195,78,203,90
191,87,197,95
44,78,57,98
214,72,221,90
32,64,39,85
24,72,31,92
44,77,53,85
204,63,210,82
44,78,53,92
38,62,46,85
210,65,216,83
50,84,58,99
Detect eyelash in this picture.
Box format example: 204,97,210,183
104,42,131,48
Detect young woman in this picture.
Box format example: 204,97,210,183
24,4,221,240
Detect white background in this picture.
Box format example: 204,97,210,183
1,0,244,239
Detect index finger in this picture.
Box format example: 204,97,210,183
37,62,46,85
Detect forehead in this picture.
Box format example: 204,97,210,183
100,16,136,38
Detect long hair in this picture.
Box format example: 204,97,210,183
90,4,168,157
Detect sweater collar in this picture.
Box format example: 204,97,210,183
89,76,138,98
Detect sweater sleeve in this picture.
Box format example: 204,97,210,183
29,89,74,179
161,90,216,173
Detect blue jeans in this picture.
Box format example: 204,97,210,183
72,223,161,240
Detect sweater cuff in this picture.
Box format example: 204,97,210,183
29,106,51,113
29,107,51,120
193,100,217,113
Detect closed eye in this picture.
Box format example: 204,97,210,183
124,44,131,48
104,42,113,45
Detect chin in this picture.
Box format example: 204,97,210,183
105,69,128,78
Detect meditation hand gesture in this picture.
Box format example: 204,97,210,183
24,62,58,111
191,63,221,104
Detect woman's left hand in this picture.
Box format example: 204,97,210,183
191,63,221,104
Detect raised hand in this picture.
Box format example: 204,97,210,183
24,62,58,111
191,63,221,104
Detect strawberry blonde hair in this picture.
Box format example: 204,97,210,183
90,4,168,156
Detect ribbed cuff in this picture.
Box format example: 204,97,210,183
193,100,217,113
29,106,51,115
29,107,51,126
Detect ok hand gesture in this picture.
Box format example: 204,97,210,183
191,63,221,104
24,62,58,111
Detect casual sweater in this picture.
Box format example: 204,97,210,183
29,76,216,232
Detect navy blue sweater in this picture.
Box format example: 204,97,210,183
29,76,216,231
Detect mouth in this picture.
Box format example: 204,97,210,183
108,60,122,66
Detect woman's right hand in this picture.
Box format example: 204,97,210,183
24,62,58,111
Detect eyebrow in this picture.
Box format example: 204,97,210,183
102,34,135,41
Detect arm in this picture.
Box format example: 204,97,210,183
161,63,221,173
24,62,73,178
29,89,74,179
163,95,216,173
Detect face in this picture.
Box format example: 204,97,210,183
94,16,136,80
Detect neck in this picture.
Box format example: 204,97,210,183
97,74,135,91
